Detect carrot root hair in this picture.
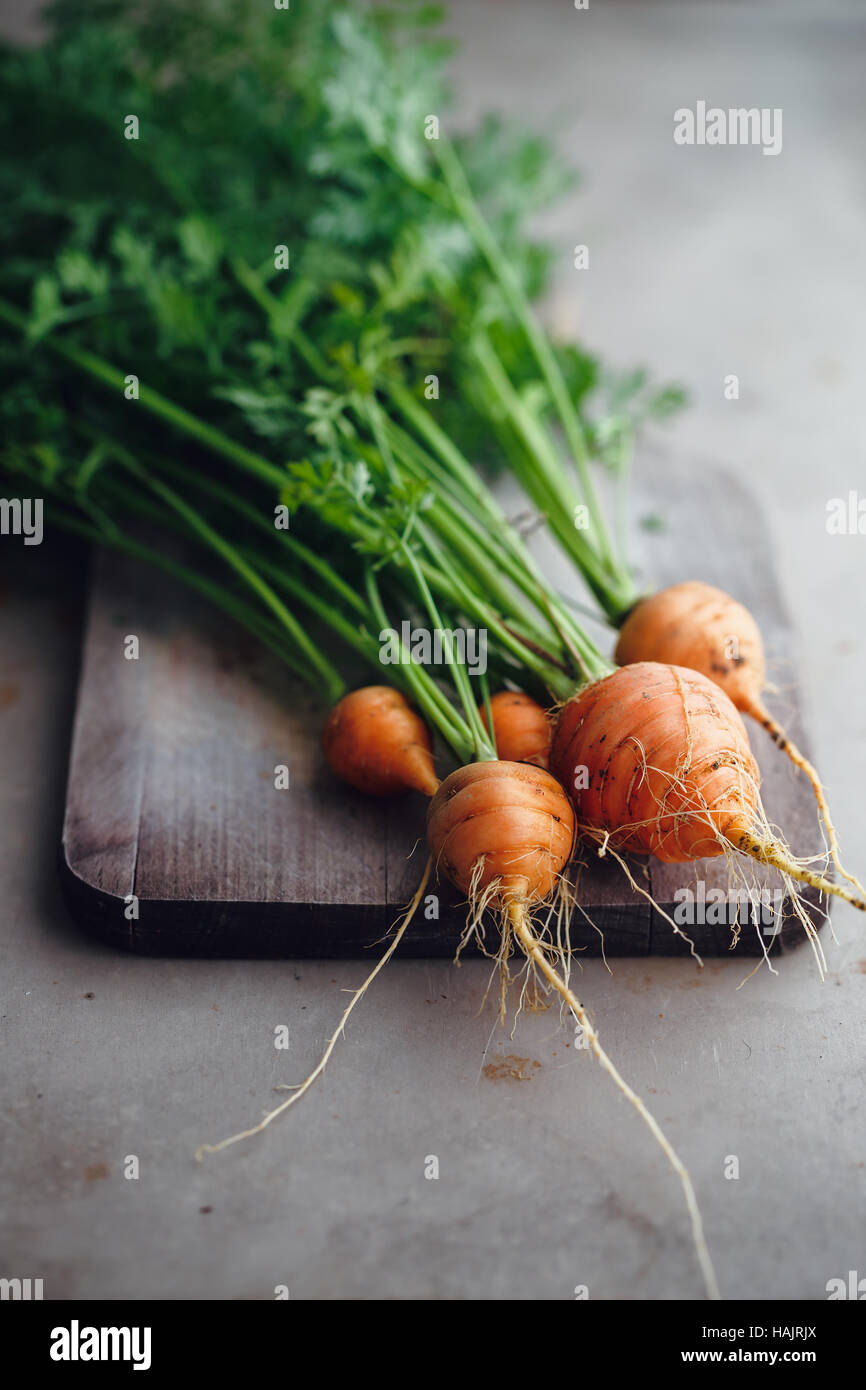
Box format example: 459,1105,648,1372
456,862,722,1299
505,896,721,1303
726,826,860,976
616,585,866,906
194,857,432,1161
665,773,836,973
560,687,841,974
748,700,866,907
453,862,554,1025
595,833,704,967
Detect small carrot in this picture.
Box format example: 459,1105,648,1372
479,690,551,768
614,581,865,899
322,685,440,798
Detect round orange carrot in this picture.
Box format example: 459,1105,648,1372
479,690,551,768
615,581,865,897
615,581,763,718
322,685,439,798
550,661,865,912
552,660,758,862
427,760,574,902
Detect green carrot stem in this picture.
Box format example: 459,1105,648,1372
0,297,287,489
478,672,498,758
376,409,611,678
241,550,379,666
35,501,326,694
412,524,577,697
253,551,471,747
229,259,334,382
72,458,374,683
385,378,507,522
352,431,559,659
228,265,565,652
224,264,614,655
362,425,565,655
433,134,618,571
127,449,370,620
468,330,631,610
343,486,577,692
397,544,497,761
363,568,476,765
384,378,599,638
108,452,342,695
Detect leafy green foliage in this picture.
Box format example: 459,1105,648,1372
0,0,680,483
0,0,685,718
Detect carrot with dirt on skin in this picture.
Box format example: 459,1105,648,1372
613,580,866,901
549,662,866,981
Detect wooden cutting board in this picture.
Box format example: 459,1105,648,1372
59,456,826,957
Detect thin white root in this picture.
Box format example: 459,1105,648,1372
753,702,866,909
508,899,721,1302
194,857,432,1161
600,841,703,968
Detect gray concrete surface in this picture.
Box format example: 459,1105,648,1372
1,0,864,1301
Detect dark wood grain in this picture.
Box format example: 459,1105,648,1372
60,458,827,957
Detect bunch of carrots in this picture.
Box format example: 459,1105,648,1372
2,0,863,1301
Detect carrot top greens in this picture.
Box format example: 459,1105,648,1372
0,0,680,749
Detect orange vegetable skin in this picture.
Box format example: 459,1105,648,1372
550,662,759,863
613,583,866,905
615,581,764,720
480,691,551,768
427,760,574,903
323,686,439,798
